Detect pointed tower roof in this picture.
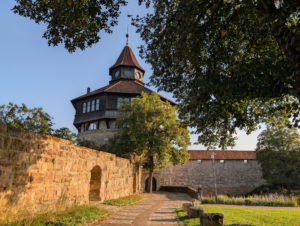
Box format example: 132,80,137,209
109,45,145,74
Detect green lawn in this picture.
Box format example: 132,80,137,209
177,206,300,226
103,195,143,206
4,205,109,226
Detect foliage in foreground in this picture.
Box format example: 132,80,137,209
202,194,300,207
135,0,300,149
176,206,300,226
103,195,143,206
111,92,190,192
0,103,77,143
256,126,300,193
3,205,109,226
248,184,300,196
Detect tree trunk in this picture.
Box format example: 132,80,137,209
147,169,154,193
287,184,291,194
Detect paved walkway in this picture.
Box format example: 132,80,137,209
96,192,192,226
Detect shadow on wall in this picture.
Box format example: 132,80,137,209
89,165,102,201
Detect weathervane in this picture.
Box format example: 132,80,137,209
126,26,129,46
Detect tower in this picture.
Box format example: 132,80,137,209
71,38,175,150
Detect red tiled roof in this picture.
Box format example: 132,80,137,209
188,150,256,160
71,80,176,105
109,46,145,73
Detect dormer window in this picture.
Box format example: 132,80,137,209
83,103,86,113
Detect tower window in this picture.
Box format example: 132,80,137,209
96,99,100,110
117,97,130,108
88,123,97,130
83,103,86,113
87,101,91,112
91,100,95,111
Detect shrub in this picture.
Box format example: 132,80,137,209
202,193,299,207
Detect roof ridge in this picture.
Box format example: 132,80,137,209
104,81,121,92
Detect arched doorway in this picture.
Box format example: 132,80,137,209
89,166,102,201
145,177,157,192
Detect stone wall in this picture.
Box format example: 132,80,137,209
0,122,141,221
142,159,266,196
77,128,118,150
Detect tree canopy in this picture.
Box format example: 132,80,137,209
13,0,300,148
256,125,300,193
111,92,190,192
13,0,127,53
134,0,300,148
0,103,77,142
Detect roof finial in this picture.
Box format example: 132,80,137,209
126,26,129,46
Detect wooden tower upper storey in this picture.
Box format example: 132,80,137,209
109,38,145,84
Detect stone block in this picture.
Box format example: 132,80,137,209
182,203,192,212
188,207,204,218
7,126,22,137
200,213,224,226
0,122,7,134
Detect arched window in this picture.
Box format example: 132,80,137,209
88,123,97,130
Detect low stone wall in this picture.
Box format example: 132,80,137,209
143,159,266,196
159,186,198,199
0,122,141,221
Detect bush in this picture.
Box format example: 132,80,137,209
202,193,299,207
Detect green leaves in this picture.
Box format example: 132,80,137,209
256,126,300,191
133,0,300,148
111,92,190,170
13,0,127,52
0,102,77,143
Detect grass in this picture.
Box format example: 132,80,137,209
3,205,109,226
103,195,143,206
202,194,300,207
176,206,300,226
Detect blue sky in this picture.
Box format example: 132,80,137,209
0,1,261,150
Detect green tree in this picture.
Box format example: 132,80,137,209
13,0,300,148
13,0,127,53
133,0,300,148
256,126,300,193
111,92,190,193
0,102,77,143
52,127,77,143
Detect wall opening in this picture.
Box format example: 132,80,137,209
89,165,102,201
145,177,157,192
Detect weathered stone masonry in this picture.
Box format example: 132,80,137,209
142,151,266,195
0,122,141,220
